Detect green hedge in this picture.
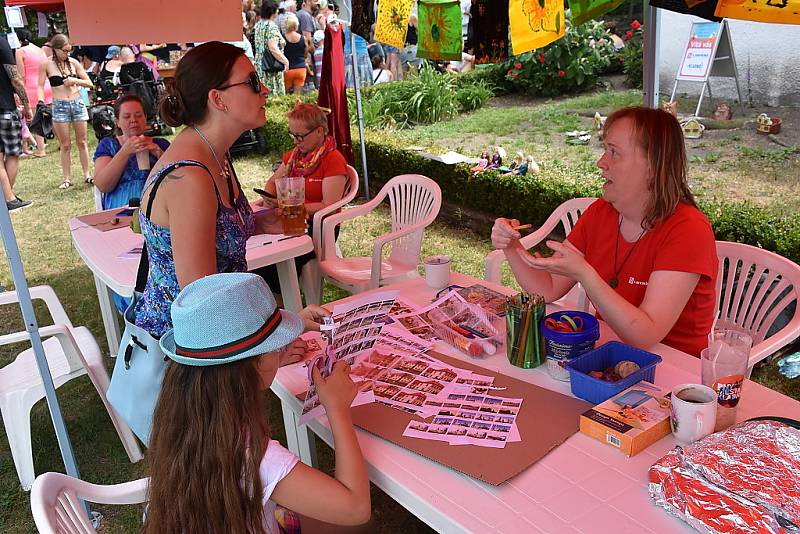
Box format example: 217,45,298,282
260,113,800,265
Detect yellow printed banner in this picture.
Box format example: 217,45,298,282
510,0,566,54
374,0,415,48
715,0,800,24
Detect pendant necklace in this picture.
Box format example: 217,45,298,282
610,216,647,289
192,125,231,185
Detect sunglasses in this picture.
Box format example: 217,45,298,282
289,126,318,142
218,71,262,94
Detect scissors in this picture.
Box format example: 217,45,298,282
544,314,584,333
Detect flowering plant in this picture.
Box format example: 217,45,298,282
622,20,644,89
503,16,617,97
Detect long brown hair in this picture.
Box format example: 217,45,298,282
144,358,270,534
603,106,696,228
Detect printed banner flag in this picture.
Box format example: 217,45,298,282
374,0,415,49
650,0,721,22
472,0,510,64
715,0,800,24
510,0,566,54
568,0,625,26
417,0,464,61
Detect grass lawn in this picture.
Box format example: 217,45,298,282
1,88,798,532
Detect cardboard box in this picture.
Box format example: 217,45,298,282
579,383,672,456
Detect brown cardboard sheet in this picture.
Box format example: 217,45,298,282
303,351,592,486
75,210,133,232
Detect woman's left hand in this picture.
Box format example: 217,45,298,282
279,338,308,366
520,240,591,281
299,305,330,332
253,207,284,234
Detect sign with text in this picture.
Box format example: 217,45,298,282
677,22,721,80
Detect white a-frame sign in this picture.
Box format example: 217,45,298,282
669,19,743,117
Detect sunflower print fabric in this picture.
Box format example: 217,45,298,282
510,0,566,55
374,0,415,49
715,0,800,24
418,0,464,61
472,0,510,64
567,0,625,26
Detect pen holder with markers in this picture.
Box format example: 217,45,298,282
428,300,500,358
505,293,546,369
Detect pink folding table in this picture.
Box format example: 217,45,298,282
272,272,800,533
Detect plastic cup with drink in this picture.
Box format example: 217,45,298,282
701,324,752,432
275,175,306,236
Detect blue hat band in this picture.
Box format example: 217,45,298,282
175,308,282,360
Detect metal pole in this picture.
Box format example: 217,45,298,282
0,201,89,516
348,28,370,200
642,1,661,108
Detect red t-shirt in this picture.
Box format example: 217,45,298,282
567,199,718,356
282,149,348,203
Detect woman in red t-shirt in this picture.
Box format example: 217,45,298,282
492,107,717,356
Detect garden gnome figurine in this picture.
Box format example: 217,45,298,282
713,102,732,121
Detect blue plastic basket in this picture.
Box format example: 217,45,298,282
541,311,600,380
565,341,662,404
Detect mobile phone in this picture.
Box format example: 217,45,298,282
253,187,276,199
116,208,135,217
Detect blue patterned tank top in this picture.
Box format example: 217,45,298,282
133,160,255,338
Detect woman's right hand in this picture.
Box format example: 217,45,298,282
313,361,356,415
491,217,521,250
121,135,152,158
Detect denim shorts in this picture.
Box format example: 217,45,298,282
52,98,89,123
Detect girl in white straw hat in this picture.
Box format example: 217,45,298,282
145,272,371,533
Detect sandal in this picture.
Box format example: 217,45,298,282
85,176,94,184
58,180,72,189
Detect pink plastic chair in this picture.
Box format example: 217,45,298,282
31,471,148,533
318,175,441,295
715,241,800,371
300,165,360,305
0,286,143,491
484,197,597,311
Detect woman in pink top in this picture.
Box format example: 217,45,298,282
14,29,51,157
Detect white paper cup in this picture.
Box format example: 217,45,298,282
136,151,150,171
424,255,451,289
670,383,717,445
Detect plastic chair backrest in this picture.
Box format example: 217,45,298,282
31,472,148,533
311,165,359,255
382,174,442,267
93,186,103,212
715,240,800,366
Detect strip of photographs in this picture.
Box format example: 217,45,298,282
393,291,499,345
403,394,523,449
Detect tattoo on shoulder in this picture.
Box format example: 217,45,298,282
164,171,185,181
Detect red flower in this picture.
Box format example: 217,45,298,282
539,53,545,64
557,70,565,78
631,20,641,30
625,30,634,40
514,62,523,70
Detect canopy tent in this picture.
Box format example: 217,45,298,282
5,0,64,12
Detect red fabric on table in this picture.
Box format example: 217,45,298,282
567,199,718,356
317,23,354,166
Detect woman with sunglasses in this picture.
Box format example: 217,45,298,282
133,42,326,343
37,34,94,189
257,102,347,294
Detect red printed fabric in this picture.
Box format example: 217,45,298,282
567,199,717,356
317,23,355,165
281,149,348,203
649,420,800,531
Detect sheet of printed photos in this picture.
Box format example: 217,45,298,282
403,394,523,449
392,290,499,345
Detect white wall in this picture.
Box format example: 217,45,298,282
658,12,800,106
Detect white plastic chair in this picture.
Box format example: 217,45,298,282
0,286,143,491
715,241,800,371
92,186,103,212
318,174,442,295
484,197,597,311
300,165,360,305
31,471,148,533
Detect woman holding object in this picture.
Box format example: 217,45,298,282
492,107,717,356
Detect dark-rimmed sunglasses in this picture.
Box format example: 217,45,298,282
289,126,318,142
218,71,262,94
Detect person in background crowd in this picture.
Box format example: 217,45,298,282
344,27,372,89
119,46,136,64
401,13,421,72
131,43,166,80
282,14,307,94
14,28,50,157
297,0,316,52
315,0,332,28
371,53,392,84
1,32,32,211
74,47,98,76
38,34,94,189
98,46,123,86
492,107,718,357
312,29,325,87
144,272,370,534
446,51,475,74
255,0,289,96
280,0,298,35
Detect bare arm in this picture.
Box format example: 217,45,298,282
14,49,26,82
64,58,93,89
305,174,346,215
93,136,161,192
37,61,46,102
4,63,31,120
268,38,289,66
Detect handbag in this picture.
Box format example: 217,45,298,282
261,47,284,74
29,101,53,139
106,161,212,445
